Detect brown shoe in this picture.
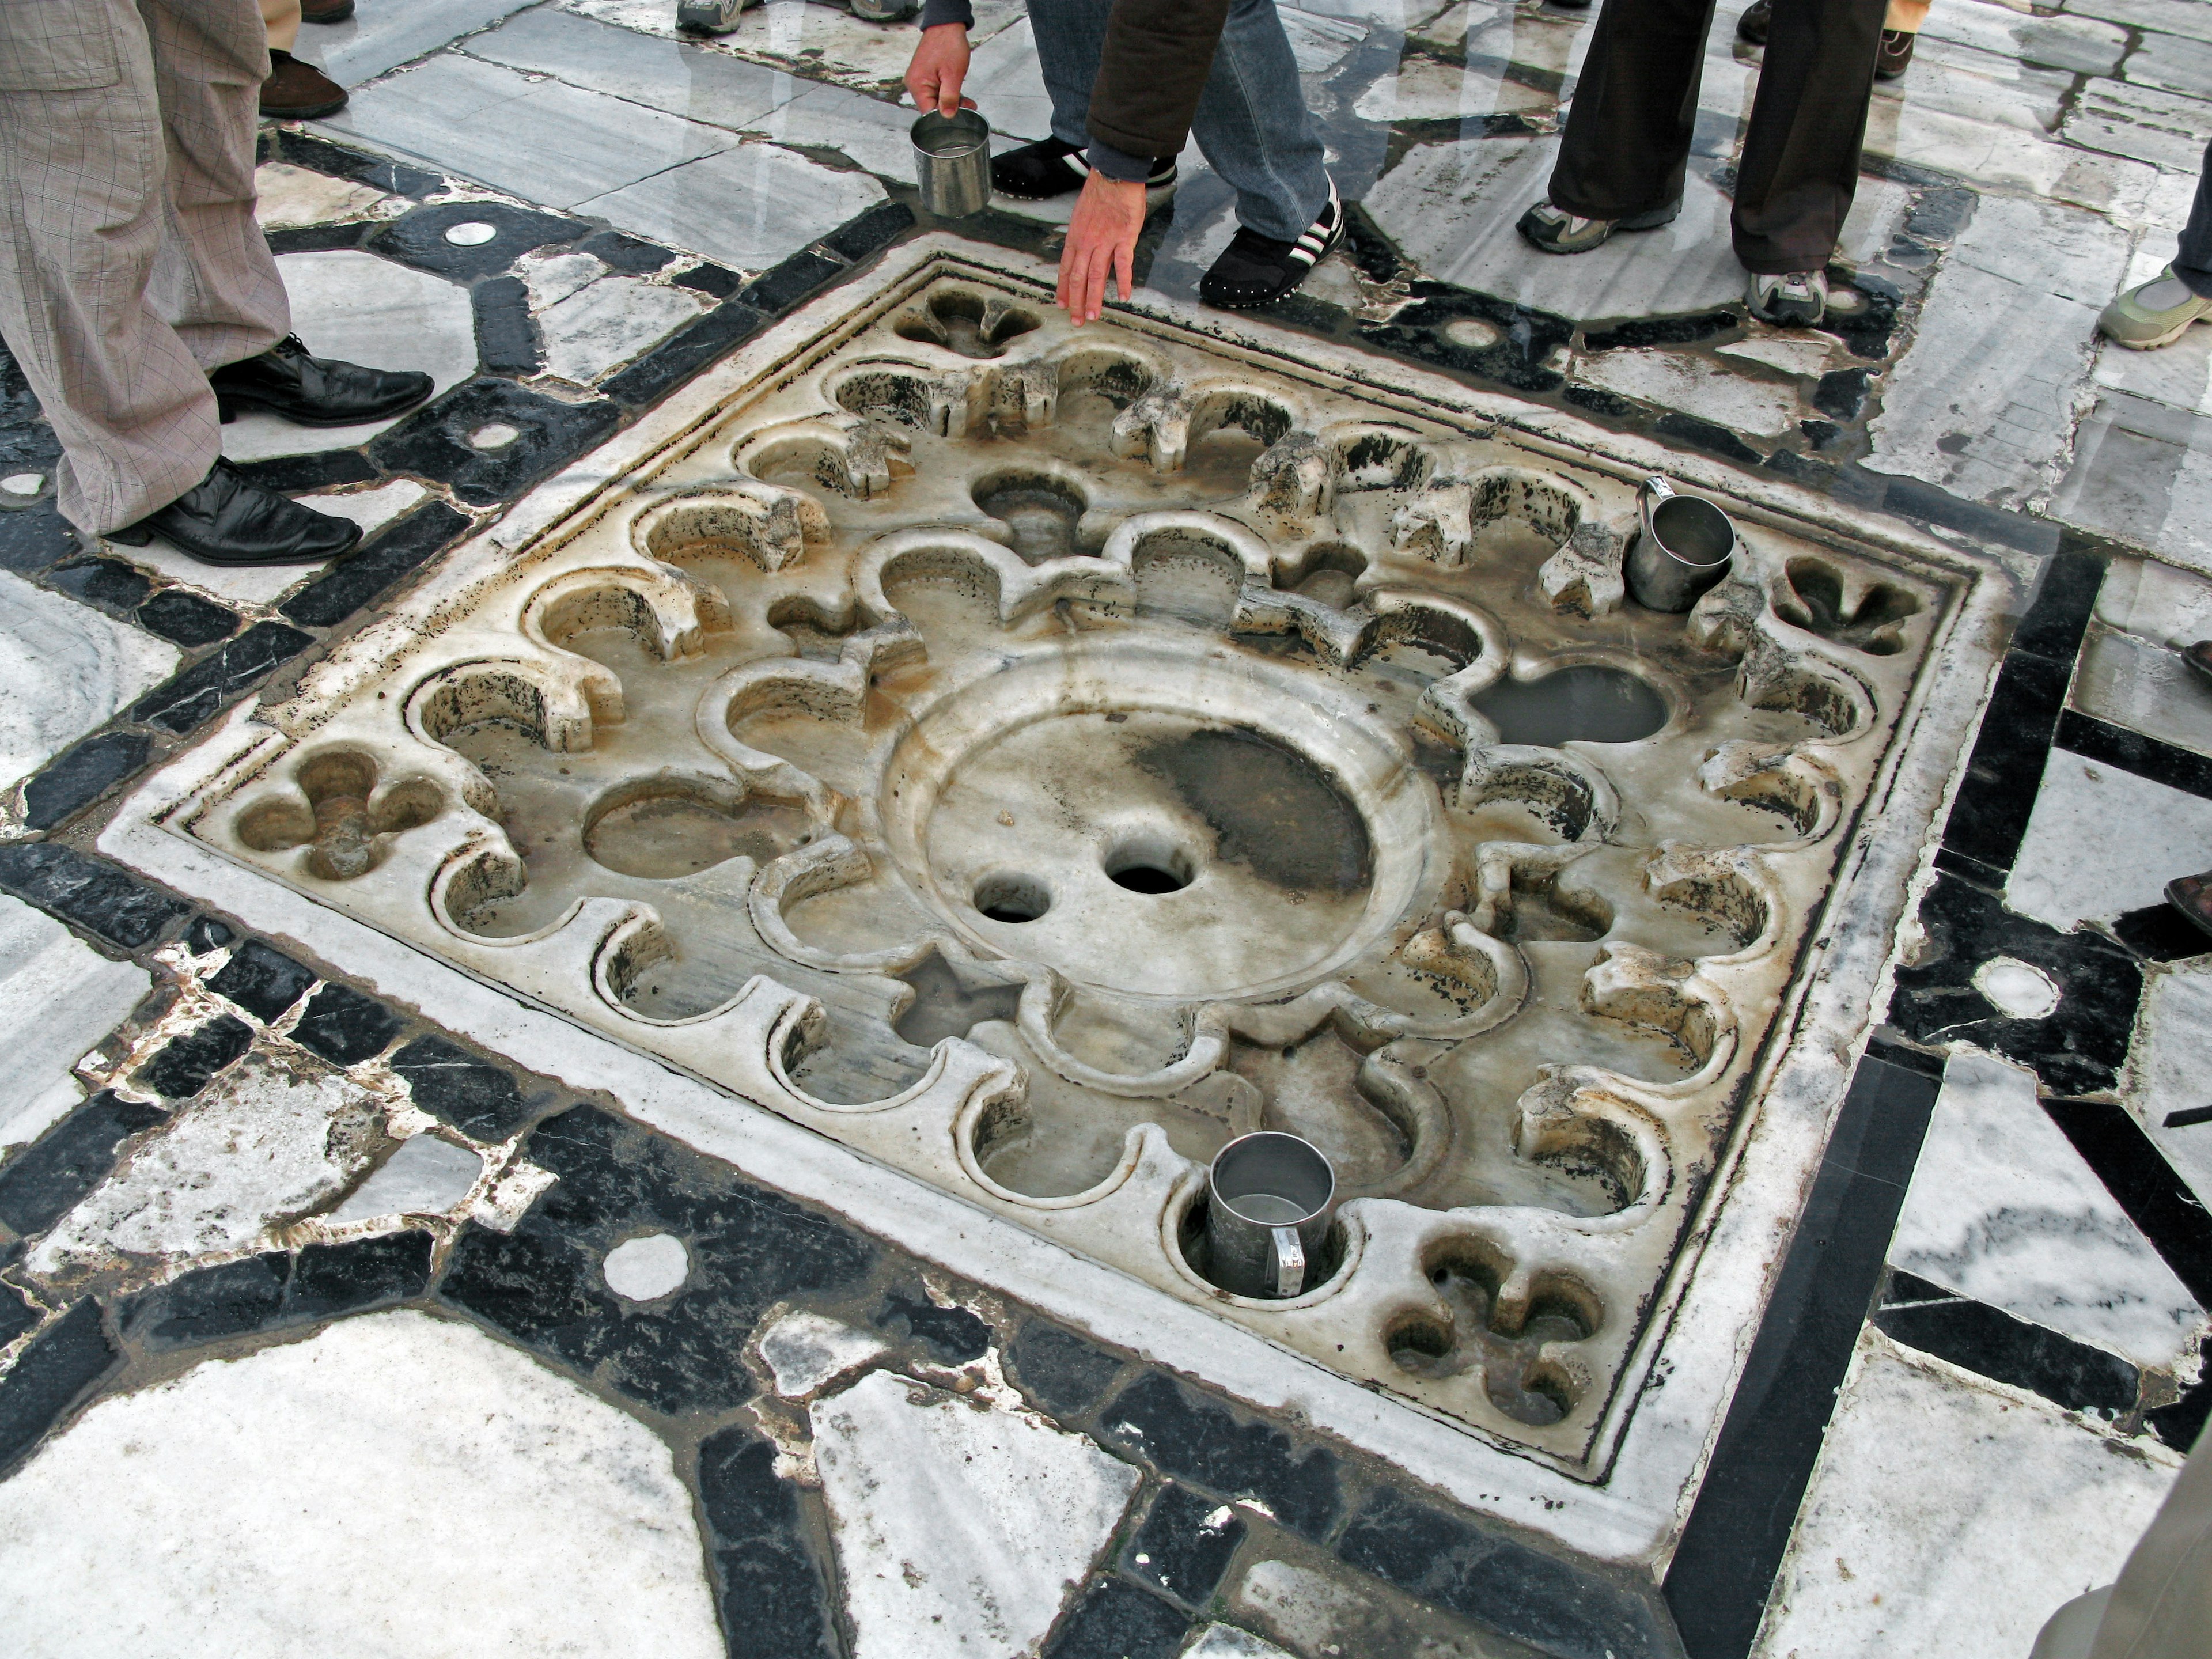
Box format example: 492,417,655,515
261,48,346,119
1875,28,1915,79
301,0,355,19
2185,639,2212,690
2169,870,2212,941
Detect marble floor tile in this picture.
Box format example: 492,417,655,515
1230,1556,1495,1658
2071,623,2212,761
757,80,926,181
757,1308,889,1398
2062,78,2212,175
1861,99,2157,216
575,141,885,272
23,1050,387,1287
2047,390,2203,569
290,0,537,88
1751,1331,2178,1659
0,897,153,1152
1717,334,1842,378
2009,747,2212,933
2092,324,2212,418
1280,6,1371,73
539,276,711,385
2122,965,2212,1218
1186,1625,1298,1659
328,55,736,210
1920,0,2127,77
1362,136,1749,320
219,252,476,465
1876,39,2074,134
558,0,1027,88
2069,0,2212,49
1889,1049,2205,1372
965,18,1055,143
462,4,794,131
327,1131,484,1224
252,163,392,232
1289,0,1457,26
0,1310,724,1659
0,569,177,796
810,1368,1141,1659
1865,195,2128,507
1351,52,1560,124
2124,29,2212,101
2094,553,2212,650
1573,348,1802,435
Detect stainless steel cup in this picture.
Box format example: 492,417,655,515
1205,1132,1336,1298
911,109,992,219
1625,476,1736,612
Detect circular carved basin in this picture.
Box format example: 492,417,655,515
878,635,1442,1001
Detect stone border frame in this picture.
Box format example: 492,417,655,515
97,233,2023,1567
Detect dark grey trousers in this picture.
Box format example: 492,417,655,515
1548,0,1887,274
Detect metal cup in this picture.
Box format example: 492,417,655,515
1625,476,1736,612
911,109,992,219
1205,1132,1336,1298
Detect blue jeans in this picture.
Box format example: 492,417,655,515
2176,138,2212,298
1027,0,1331,243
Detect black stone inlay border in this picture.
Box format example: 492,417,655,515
0,1092,166,1237
126,620,313,736
1889,869,2143,1096
0,1300,118,1476
115,1232,434,1350
20,730,152,831
1872,1269,2138,1418
2056,708,2212,805
0,843,187,950
1662,1051,1942,1659
1043,1578,1190,1659
279,501,475,629
697,1427,840,1659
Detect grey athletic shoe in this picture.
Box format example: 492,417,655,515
849,0,919,18
677,0,751,33
1516,198,1681,255
1747,268,1829,327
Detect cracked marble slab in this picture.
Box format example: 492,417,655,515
758,1308,890,1397
2008,747,2212,933
0,896,153,1150
0,570,177,796
0,1310,725,1659
811,1368,1141,1659
1889,1048,2206,1373
1752,1331,2179,1659
217,252,476,465
24,1050,388,1289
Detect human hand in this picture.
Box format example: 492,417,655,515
1056,171,1146,325
905,22,972,116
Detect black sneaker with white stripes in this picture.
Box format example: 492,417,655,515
1198,180,1343,311
991,136,1178,207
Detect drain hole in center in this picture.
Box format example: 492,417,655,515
1104,836,1196,895
974,872,1051,923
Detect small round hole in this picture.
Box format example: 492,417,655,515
469,422,521,452
974,872,1050,923
444,220,498,247
1103,835,1196,895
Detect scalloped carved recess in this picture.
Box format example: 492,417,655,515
181,265,1957,1472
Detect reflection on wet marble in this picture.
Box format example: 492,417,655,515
2010,748,2212,933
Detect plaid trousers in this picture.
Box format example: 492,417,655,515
0,0,289,534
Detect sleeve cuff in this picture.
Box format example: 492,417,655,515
1085,139,1153,183
918,0,972,28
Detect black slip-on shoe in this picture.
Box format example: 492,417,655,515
108,457,362,567
1199,180,1343,311
1736,0,1770,43
210,334,434,427
992,135,1177,206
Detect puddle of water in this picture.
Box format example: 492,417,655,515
1470,665,1668,747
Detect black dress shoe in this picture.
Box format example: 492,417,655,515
209,335,433,427
108,457,362,567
